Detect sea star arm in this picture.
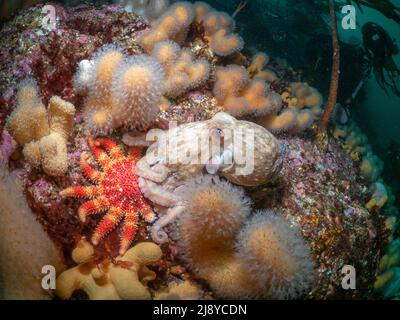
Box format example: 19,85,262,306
128,147,144,162
60,185,102,199
91,207,124,246
119,211,139,255
94,137,124,160
88,136,111,169
78,197,109,222
139,200,156,223
80,153,103,182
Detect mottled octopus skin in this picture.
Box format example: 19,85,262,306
125,112,283,243
60,137,155,255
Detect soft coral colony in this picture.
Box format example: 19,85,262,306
0,1,394,300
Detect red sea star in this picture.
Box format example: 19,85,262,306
60,136,155,255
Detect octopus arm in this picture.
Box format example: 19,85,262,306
136,159,170,183
151,205,186,244
138,177,178,207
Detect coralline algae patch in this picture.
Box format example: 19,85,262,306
0,3,148,116
249,135,387,299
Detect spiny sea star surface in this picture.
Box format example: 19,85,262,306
61,137,155,255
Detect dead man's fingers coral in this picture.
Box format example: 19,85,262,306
150,41,210,97
6,77,76,176
79,45,124,135
151,40,181,68
56,241,162,300
257,109,298,133
294,109,316,132
47,96,76,140
139,1,194,52
6,78,47,145
209,29,244,57
241,79,274,116
203,10,235,35
247,52,269,75
213,65,249,102
139,1,242,57
155,281,205,300
39,132,69,177
253,69,279,83
111,54,164,130
193,1,212,23
235,210,315,299
22,141,41,168
289,82,323,108
213,65,277,117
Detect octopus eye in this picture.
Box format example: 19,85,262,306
213,128,223,136
211,128,224,142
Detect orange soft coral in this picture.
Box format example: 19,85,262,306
247,52,278,82
139,1,195,53
111,54,165,130
289,82,323,109
193,1,212,23
257,108,298,133
175,176,314,299
139,1,243,57
60,137,155,255
256,82,323,133
197,7,243,56
247,52,269,75
295,109,315,132
75,46,164,135
6,80,76,176
208,28,243,57
213,65,249,102
213,65,277,117
151,40,210,98
81,46,124,130
235,211,314,299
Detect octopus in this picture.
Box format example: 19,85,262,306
123,112,283,243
